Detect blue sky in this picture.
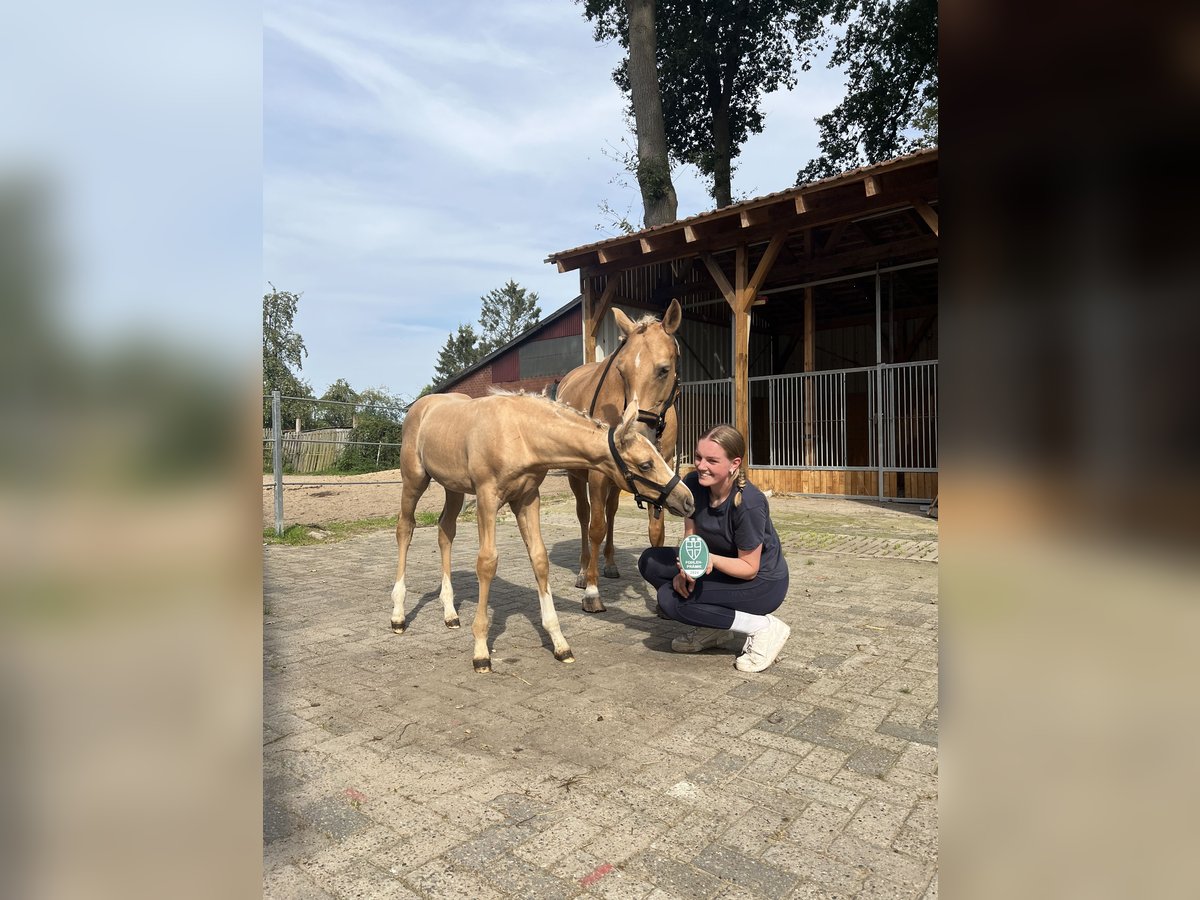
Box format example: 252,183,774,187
265,0,847,402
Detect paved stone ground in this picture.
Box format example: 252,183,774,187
264,494,938,899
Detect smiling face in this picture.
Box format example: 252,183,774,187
694,437,741,492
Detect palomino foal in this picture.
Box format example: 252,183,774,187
390,391,694,672
556,299,682,612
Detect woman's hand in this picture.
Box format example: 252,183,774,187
672,556,695,599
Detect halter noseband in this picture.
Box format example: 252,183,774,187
607,426,682,518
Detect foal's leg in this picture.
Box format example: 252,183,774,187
582,473,609,613
470,492,501,672
391,474,430,633
511,491,573,663
601,479,621,579
569,471,592,590
438,491,465,628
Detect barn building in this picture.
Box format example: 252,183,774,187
441,147,937,502
434,295,584,399
547,147,938,502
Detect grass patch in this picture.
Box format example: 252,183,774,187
263,508,476,546
263,515,398,546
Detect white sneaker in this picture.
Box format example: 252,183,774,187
671,627,735,653
735,615,791,672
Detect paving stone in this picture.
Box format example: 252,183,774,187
318,859,422,900
444,821,539,869
847,799,911,846
402,857,508,900
264,496,938,898
845,745,900,777
875,721,939,747
784,801,856,851
828,834,933,888
482,851,580,900
692,842,801,896
622,848,726,897
299,795,373,841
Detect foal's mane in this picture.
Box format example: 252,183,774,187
486,388,607,429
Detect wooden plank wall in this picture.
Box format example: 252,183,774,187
748,468,938,501
263,428,353,474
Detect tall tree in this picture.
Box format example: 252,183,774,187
797,0,938,182
624,0,679,225
478,280,542,355
315,378,359,428
262,283,314,427
584,0,827,209
432,323,484,386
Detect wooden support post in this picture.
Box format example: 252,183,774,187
734,246,750,442
582,277,596,364
803,287,815,466
586,277,619,362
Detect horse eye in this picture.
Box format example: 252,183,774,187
639,461,653,472
657,366,669,378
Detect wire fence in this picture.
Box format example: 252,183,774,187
264,391,410,535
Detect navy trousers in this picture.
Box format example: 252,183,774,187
637,546,788,630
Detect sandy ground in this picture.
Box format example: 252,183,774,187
262,469,578,527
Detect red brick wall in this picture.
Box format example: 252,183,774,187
449,366,493,398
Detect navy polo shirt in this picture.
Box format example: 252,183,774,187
683,471,788,581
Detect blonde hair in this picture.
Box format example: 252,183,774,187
698,424,748,507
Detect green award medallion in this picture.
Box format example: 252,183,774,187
680,535,710,579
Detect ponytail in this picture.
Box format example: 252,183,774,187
734,467,747,507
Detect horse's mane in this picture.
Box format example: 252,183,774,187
486,387,607,429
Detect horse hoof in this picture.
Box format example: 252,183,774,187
602,566,620,579
554,649,575,663
582,598,607,614
472,658,491,673
574,574,588,589
445,617,460,629
390,621,406,633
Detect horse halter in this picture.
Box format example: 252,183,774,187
588,334,681,445
607,426,682,518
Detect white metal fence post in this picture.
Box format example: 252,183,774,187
272,390,284,536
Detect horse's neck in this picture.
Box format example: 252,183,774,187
524,407,609,470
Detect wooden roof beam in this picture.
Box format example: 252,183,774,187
700,252,737,308
742,233,786,312
739,205,772,228
597,241,642,265
912,199,939,236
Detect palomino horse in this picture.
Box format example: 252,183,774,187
556,299,682,613
390,391,694,672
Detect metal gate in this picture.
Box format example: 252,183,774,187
680,360,937,494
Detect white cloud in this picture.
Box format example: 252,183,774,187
265,0,843,400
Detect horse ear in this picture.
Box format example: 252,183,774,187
615,401,639,441
613,307,636,336
662,298,682,335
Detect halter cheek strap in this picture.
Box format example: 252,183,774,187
590,335,681,445
607,427,682,518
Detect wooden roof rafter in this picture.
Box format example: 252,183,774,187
547,148,937,278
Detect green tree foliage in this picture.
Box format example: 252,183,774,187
424,280,543,392
478,280,542,355
314,378,360,428
797,0,938,182
432,323,484,387
337,386,407,473
262,283,314,428
583,0,827,209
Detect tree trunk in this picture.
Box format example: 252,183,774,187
712,97,733,208
625,0,678,227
